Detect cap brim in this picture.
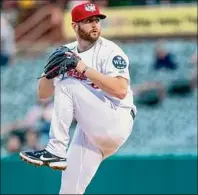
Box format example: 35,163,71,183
97,14,106,19
75,14,106,22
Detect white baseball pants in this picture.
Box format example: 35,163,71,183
45,78,134,194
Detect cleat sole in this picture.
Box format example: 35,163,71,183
19,153,43,167
48,161,67,171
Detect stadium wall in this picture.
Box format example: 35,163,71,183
1,154,197,194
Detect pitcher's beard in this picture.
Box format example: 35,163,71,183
78,27,100,43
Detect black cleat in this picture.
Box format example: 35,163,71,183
19,149,67,170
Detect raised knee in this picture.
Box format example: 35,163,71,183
62,77,81,85
55,78,80,94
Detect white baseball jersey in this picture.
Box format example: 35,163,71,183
54,36,136,113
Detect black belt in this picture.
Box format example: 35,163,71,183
130,109,136,120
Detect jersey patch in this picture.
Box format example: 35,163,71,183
112,55,127,69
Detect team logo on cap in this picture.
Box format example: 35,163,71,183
84,4,96,12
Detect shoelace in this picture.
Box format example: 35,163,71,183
33,150,47,156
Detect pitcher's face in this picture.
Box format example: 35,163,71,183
74,16,101,42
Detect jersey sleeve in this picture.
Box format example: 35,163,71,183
53,77,61,87
103,49,130,80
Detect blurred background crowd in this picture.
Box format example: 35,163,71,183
1,0,197,167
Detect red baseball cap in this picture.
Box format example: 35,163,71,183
71,3,106,22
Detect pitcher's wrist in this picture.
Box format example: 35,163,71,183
75,60,86,74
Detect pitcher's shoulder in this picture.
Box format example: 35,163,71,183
99,37,125,53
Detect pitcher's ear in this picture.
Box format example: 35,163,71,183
71,22,77,30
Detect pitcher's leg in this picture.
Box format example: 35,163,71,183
45,81,74,158
57,78,127,142
46,78,118,158
59,125,103,194
48,78,132,159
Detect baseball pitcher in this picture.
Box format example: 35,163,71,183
20,2,137,194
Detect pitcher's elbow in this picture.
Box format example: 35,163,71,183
38,92,46,100
116,90,127,100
